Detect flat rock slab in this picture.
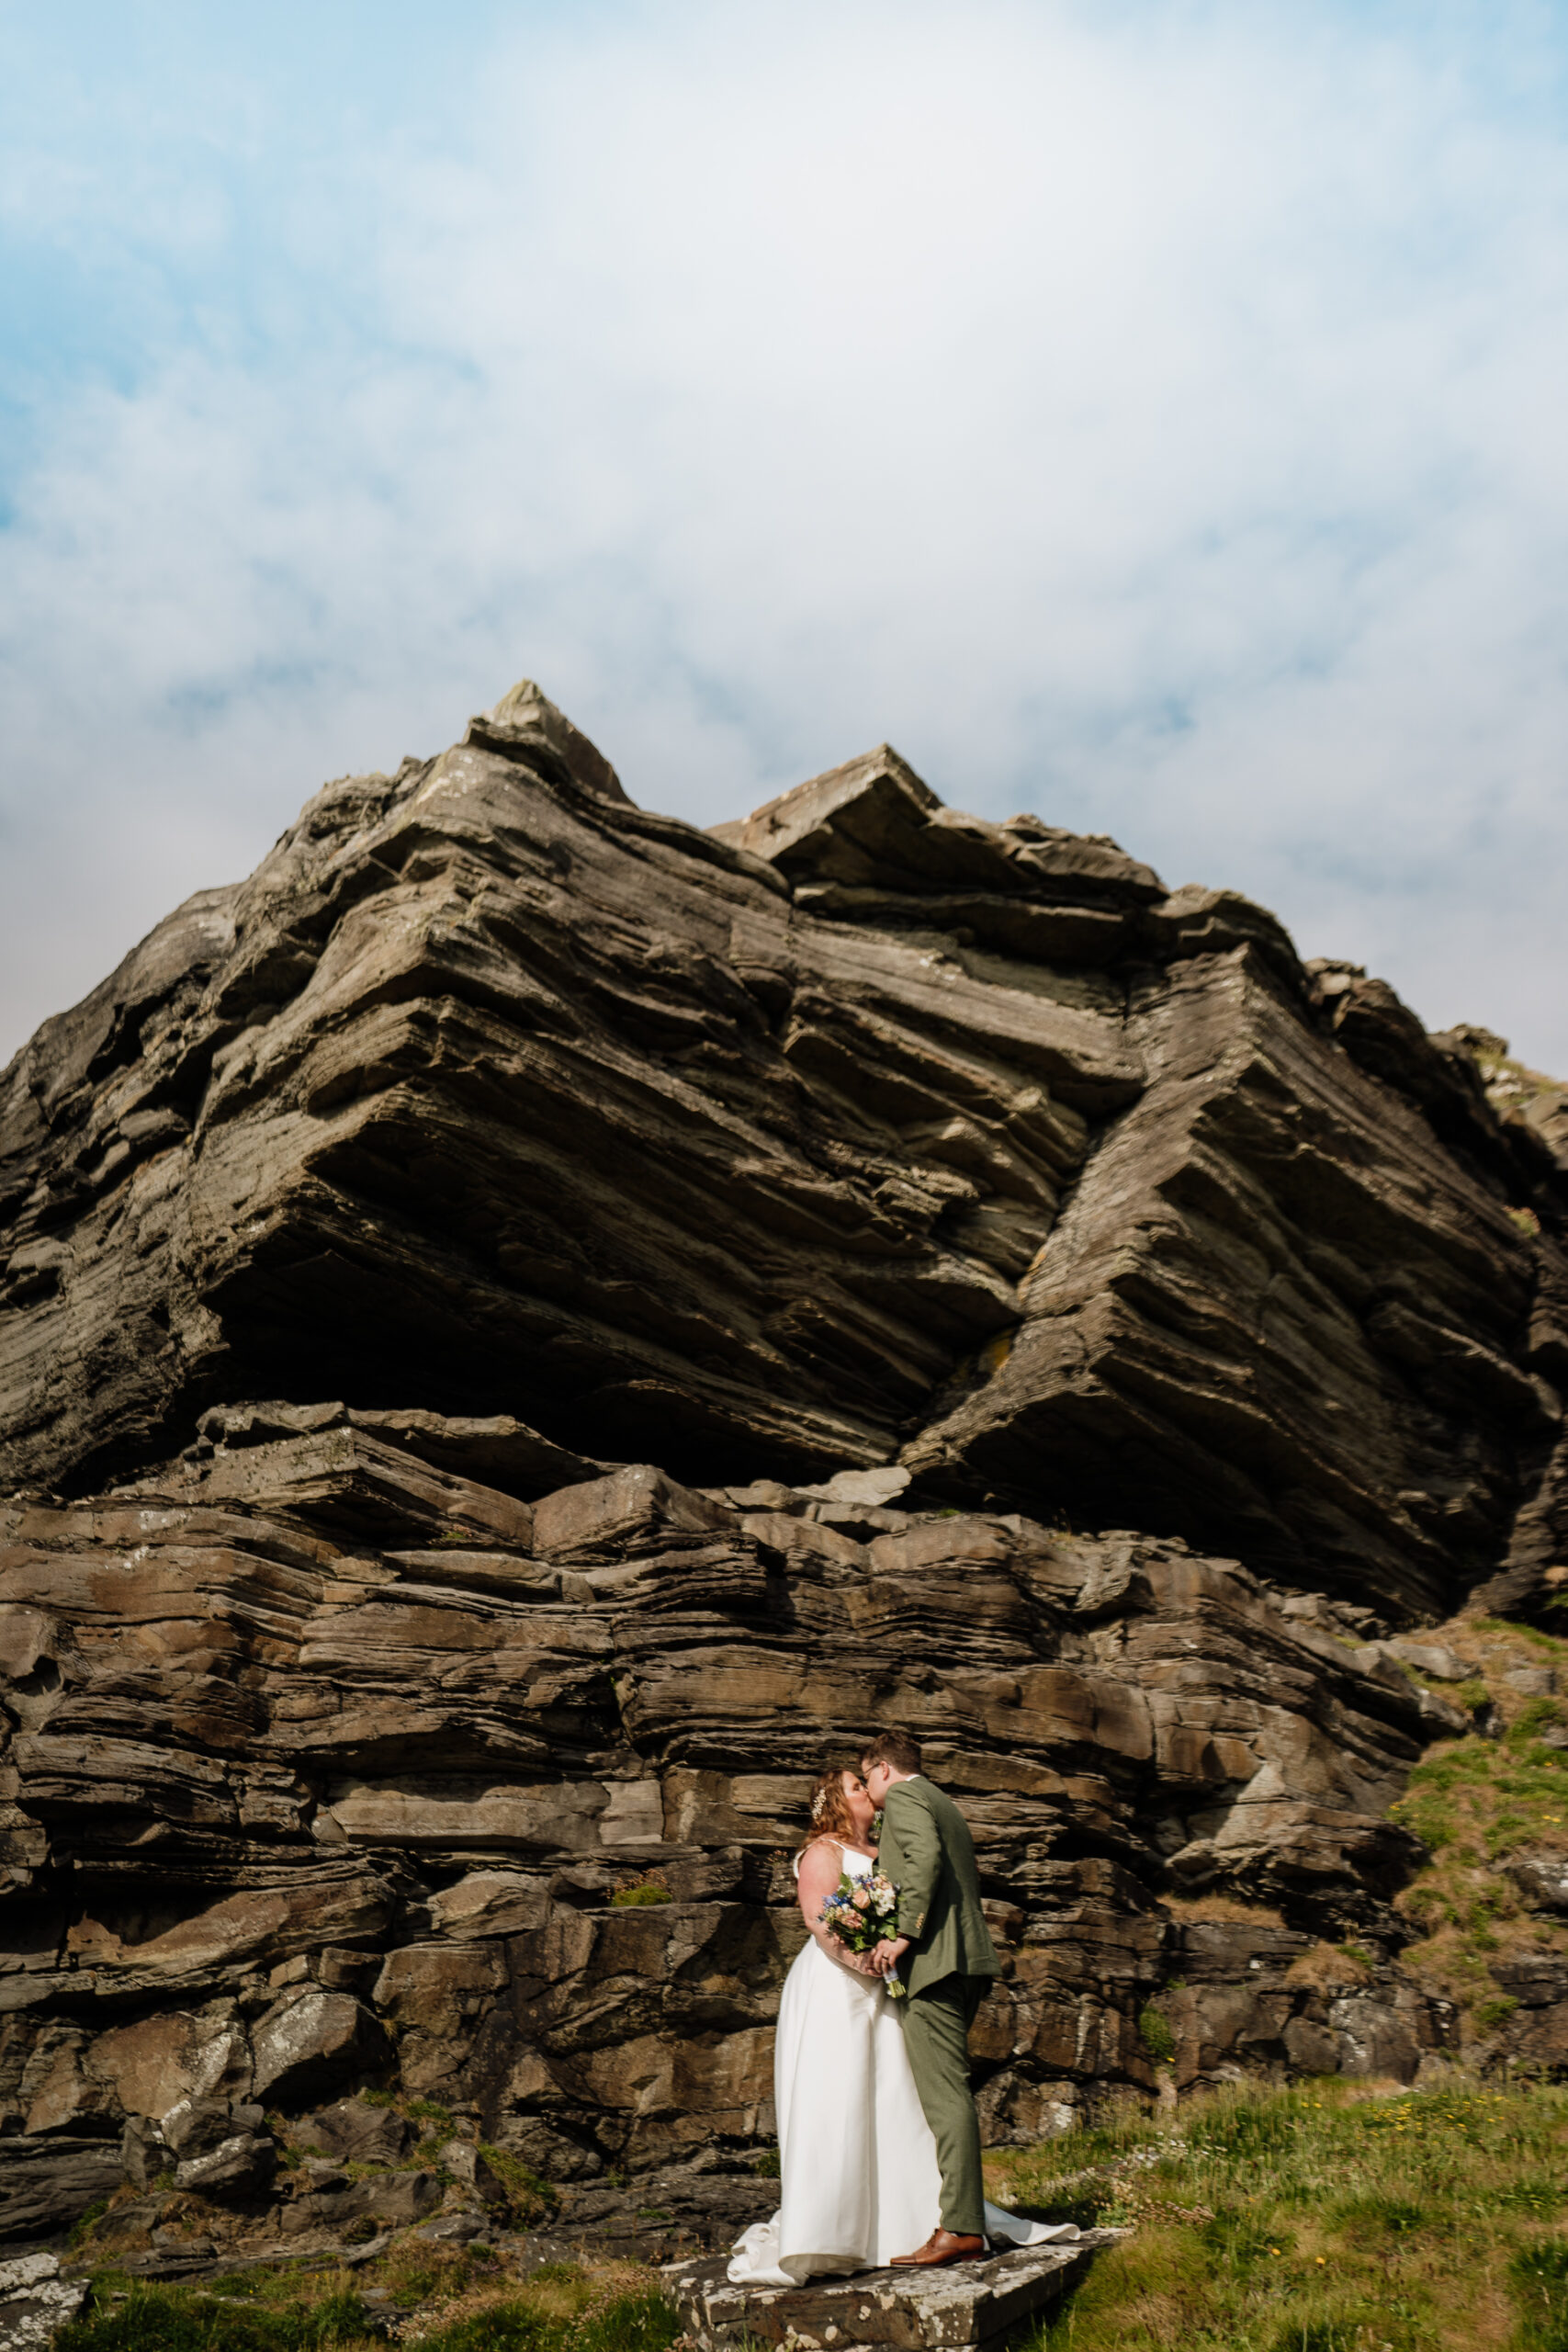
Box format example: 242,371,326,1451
667,2231,1123,2351
0,2253,86,2352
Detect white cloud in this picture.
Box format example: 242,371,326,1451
4,0,1568,1069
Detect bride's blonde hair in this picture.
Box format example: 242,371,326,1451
797,1764,862,1856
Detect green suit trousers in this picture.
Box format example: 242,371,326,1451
899,1973,987,2238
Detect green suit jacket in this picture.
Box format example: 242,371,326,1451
877,1775,998,1998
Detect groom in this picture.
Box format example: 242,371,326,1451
861,1729,998,2269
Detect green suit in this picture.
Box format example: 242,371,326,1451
877,1775,998,2239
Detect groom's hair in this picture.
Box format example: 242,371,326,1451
861,1728,922,1775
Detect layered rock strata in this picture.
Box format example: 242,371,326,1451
4,681,1568,2247
3,686,1565,1621
0,1421,1466,2239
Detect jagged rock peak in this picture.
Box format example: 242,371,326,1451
1,682,1566,1628
464,678,630,805
711,740,1168,908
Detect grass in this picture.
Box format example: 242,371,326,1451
478,2143,561,2221
62,2262,681,2352
1511,2244,1568,2350
1137,2007,1177,2065
377,2240,487,2311
409,2279,678,2352
57,2281,381,2351
987,2077,1568,2351
68,2198,111,2249
1382,1624,1568,2040
1163,1894,1288,1928
1282,1945,1373,1992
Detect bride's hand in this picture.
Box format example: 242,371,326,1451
826,1934,873,1973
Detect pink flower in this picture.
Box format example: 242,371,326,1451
852,1887,871,1909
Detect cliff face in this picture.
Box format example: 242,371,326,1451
4,683,1564,1617
0,1419,1457,2240
2,682,1566,2248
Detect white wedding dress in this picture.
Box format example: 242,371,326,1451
728,1843,1077,2286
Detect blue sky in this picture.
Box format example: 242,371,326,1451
5,1,1568,1068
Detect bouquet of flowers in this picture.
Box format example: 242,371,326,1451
819,1869,906,1995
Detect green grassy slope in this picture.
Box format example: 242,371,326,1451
993,2080,1568,2351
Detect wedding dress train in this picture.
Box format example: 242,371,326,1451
728,1844,1077,2286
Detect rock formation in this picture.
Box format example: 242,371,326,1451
2,680,1566,2247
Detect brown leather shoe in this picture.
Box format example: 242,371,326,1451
889,2229,988,2267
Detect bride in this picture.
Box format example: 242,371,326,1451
728,1763,1075,2286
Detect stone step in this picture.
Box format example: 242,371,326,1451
666,2229,1125,2351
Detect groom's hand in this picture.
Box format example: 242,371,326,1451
870,1936,910,1977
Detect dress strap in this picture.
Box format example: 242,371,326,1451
791,1836,843,1882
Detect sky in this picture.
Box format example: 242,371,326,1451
4,0,1568,1070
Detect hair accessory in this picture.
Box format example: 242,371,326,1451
810,1787,828,1822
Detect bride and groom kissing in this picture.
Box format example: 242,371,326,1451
729,1729,1076,2288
